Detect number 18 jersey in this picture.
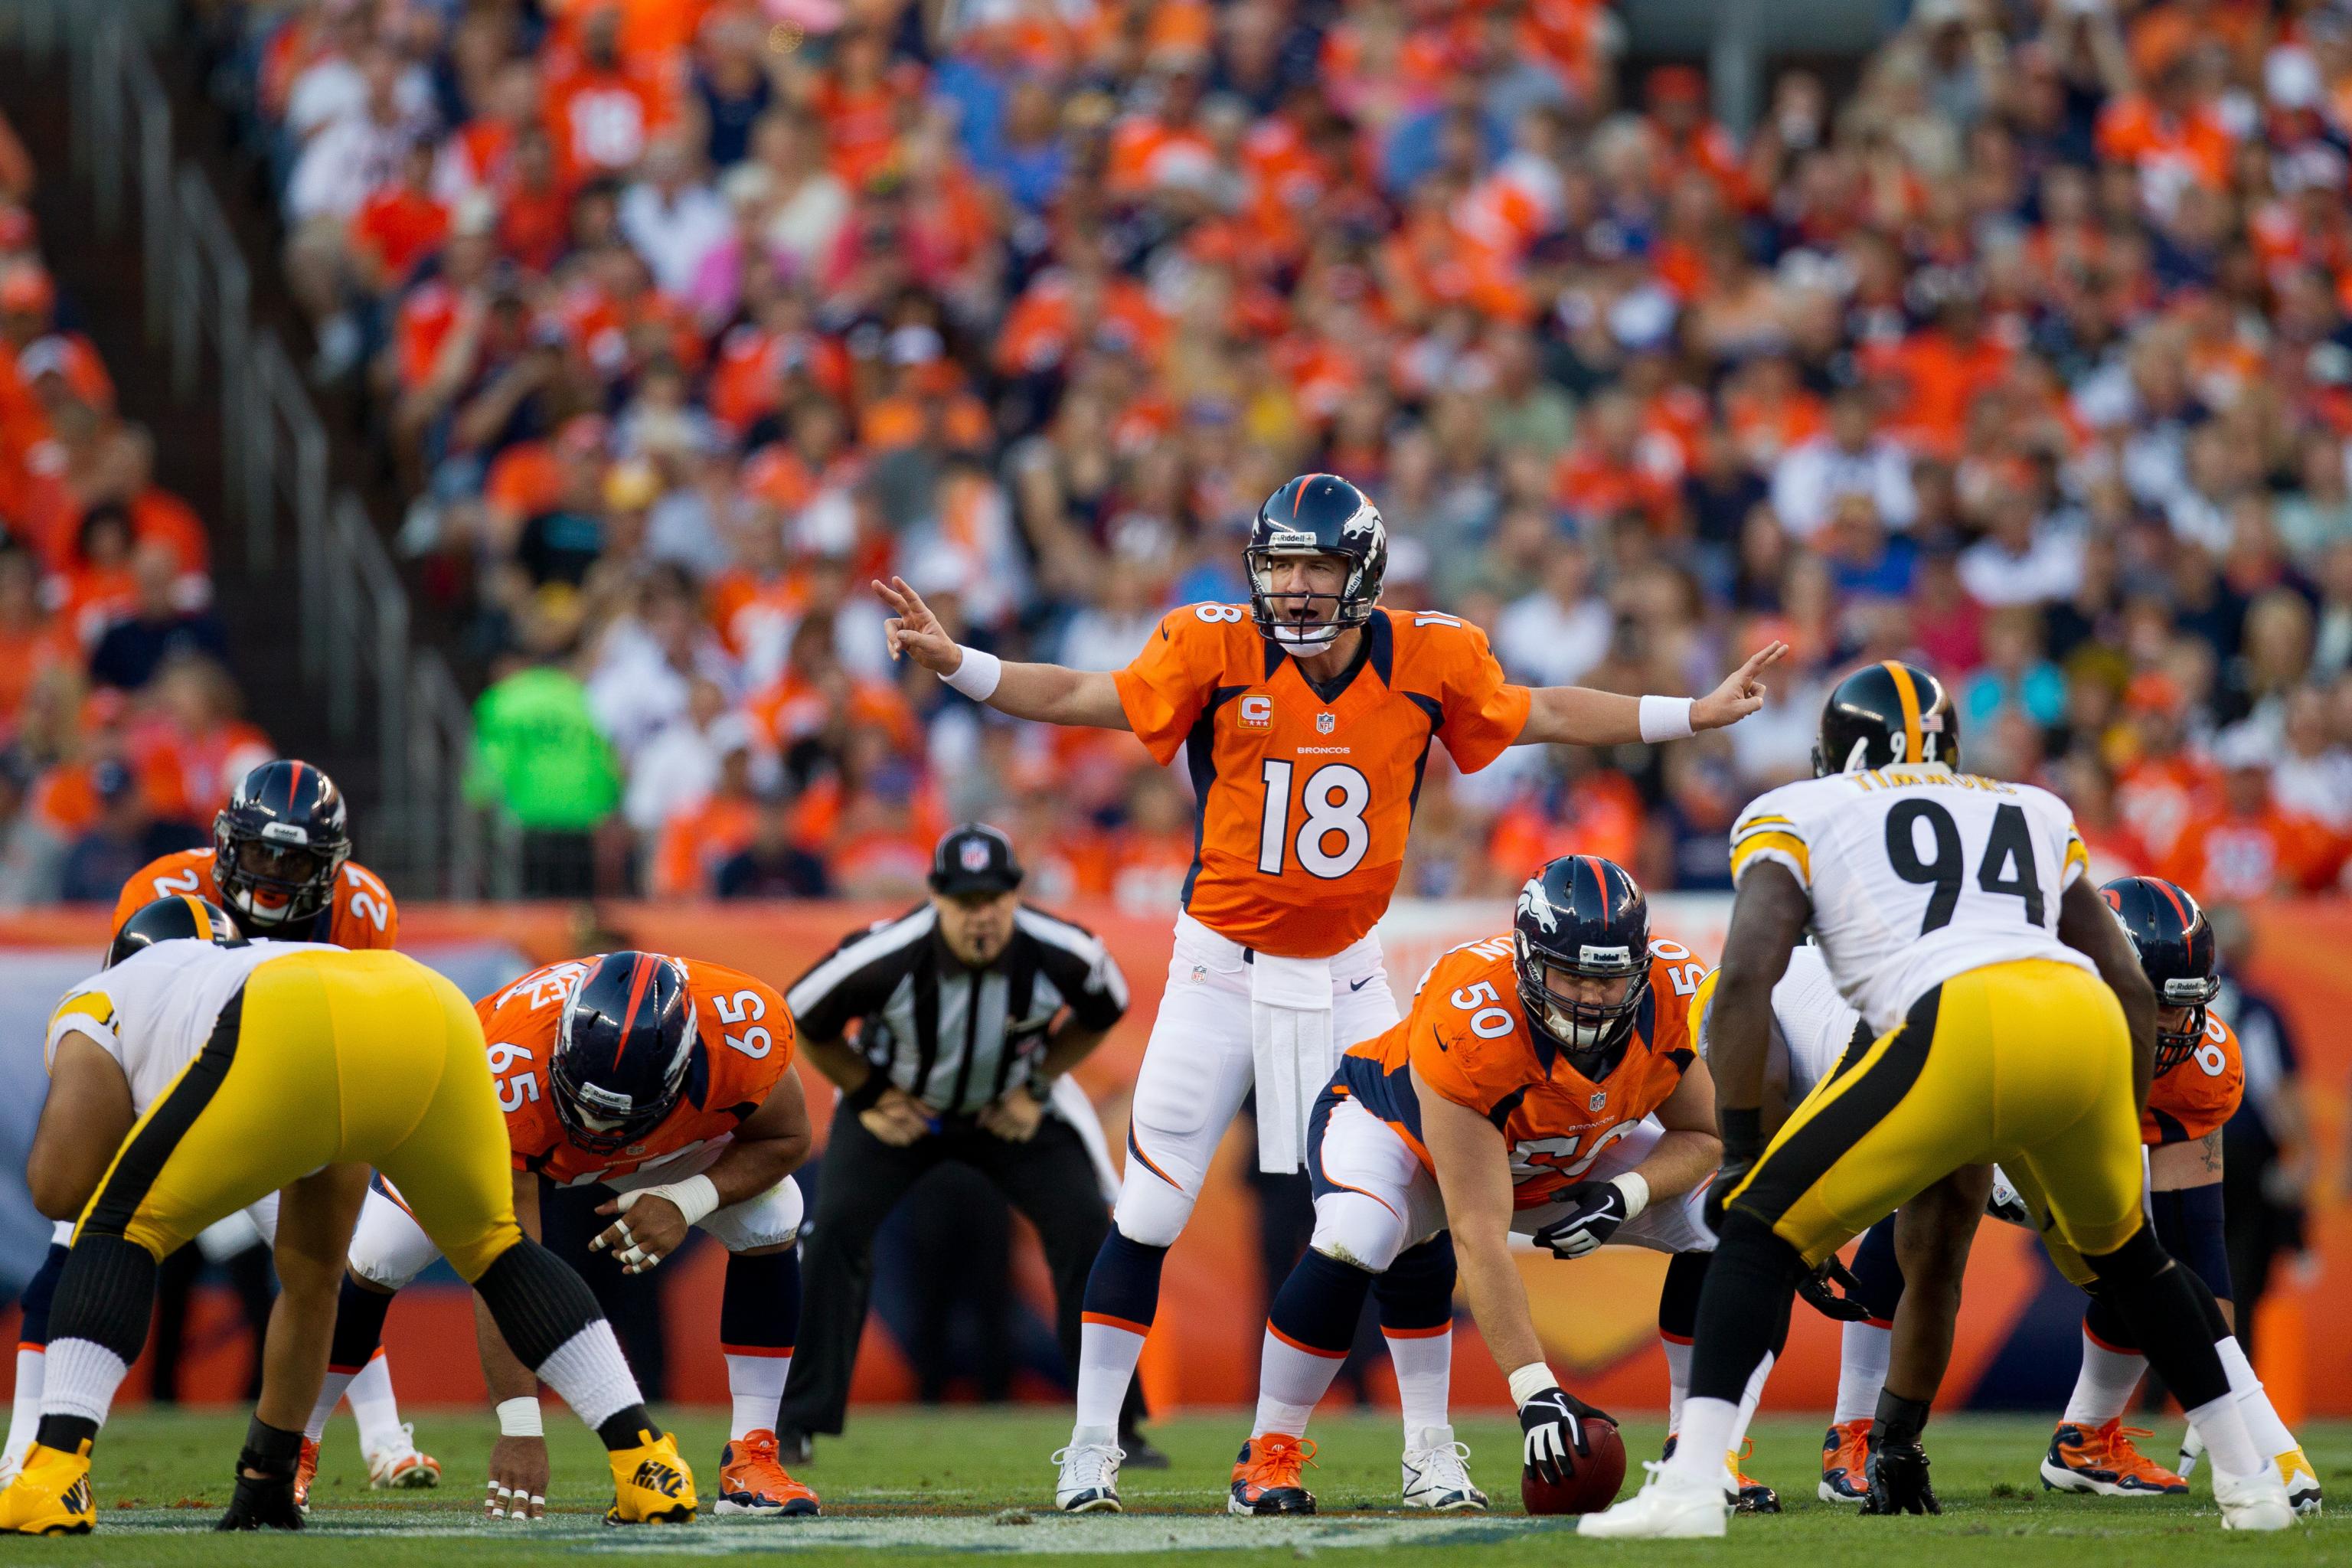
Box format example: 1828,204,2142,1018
1116,606,1530,959
1730,764,2097,1034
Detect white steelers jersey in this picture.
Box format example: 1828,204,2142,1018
45,939,336,1114
1695,943,1869,1106
1729,763,2096,1034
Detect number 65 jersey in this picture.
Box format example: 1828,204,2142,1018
479,954,796,1187
1116,605,1530,959
1730,764,2098,1035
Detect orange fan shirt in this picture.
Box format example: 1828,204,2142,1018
479,955,796,1187
2142,1008,2244,1148
110,848,399,949
1335,933,1707,1208
1114,606,1530,959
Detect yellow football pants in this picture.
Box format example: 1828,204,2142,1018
1723,957,2147,1268
75,949,521,1282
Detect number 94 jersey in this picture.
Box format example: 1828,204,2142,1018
1730,764,2098,1035
1116,605,1530,959
1334,933,1707,1210
478,955,796,1186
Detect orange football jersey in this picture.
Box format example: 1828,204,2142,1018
1334,933,1708,1209
111,848,398,951
2142,1008,2245,1147
479,956,796,1187
1115,606,1531,959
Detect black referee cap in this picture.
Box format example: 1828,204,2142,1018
929,823,1024,896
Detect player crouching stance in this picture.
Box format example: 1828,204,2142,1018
327,950,818,1520
0,901,692,1535
1580,662,2297,1538
1230,856,1755,1516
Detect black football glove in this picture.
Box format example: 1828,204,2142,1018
1519,1387,1614,1488
1532,1178,1635,1259
1703,1108,1765,1237
1797,1256,1874,1322
217,1464,304,1531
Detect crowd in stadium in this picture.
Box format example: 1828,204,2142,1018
0,109,275,908
152,0,2352,903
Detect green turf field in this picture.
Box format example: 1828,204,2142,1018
13,1409,2343,1566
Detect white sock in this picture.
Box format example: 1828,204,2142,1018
1728,1350,1775,1459
4,1348,44,1469
40,1338,129,1429
1658,1335,1692,1436
305,1363,361,1445
725,1352,791,1441
2185,1389,2262,1481
2215,1336,2298,1460
2061,1325,2146,1427
348,1351,407,1455
534,1321,645,1432
1666,1396,1736,1484
1253,1327,1345,1439
1834,1321,1890,1425
1383,1327,1452,1444
1072,1319,1145,1442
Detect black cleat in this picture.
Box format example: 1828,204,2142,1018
1120,1429,1171,1471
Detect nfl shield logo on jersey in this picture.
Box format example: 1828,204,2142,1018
1588,1091,1606,1112
1316,712,1336,733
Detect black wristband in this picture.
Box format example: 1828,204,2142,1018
844,1070,888,1113
1717,1106,1764,1161
240,1416,303,1478
1871,1390,1932,1448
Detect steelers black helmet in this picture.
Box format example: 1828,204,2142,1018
1247,474,1388,650
1513,855,1651,1081
106,895,247,968
214,760,353,929
2101,875,2220,1073
1813,661,1960,776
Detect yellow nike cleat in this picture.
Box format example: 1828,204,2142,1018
605,1428,697,1525
0,1440,94,1535
2276,1446,2322,1517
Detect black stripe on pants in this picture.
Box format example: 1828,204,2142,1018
780,1097,1144,1438
1730,985,1941,1230
83,988,248,1243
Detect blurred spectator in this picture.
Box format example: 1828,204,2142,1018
56,761,204,903
714,789,832,899
87,542,231,692
467,650,622,895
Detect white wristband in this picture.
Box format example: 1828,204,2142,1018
1609,1171,1651,1221
496,1397,544,1439
941,645,1002,701
622,1173,721,1230
1508,1363,1561,1408
1639,694,1695,743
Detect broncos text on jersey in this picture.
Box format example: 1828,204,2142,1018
1115,605,1530,959
1334,933,1707,1208
112,848,398,950
480,956,796,1186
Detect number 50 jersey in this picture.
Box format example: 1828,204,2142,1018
1116,605,1530,959
478,954,797,1186
1730,764,2098,1035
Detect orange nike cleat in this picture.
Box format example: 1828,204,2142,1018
1228,1432,1318,1516
716,1429,819,1517
1819,1419,1871,1504
293,1439,319,1513
2040,1421,2187,1497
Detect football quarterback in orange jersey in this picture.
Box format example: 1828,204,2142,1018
878,473,1785,1512
327,952,819,1521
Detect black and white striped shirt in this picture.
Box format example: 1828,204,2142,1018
786,903,1129,1116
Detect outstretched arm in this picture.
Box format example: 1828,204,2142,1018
1514,642,1787,746
875,577,1129,730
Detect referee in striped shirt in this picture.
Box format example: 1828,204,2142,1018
778,825,1157,1462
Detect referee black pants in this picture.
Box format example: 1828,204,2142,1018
781,1097,1145,1438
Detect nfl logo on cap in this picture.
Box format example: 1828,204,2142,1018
961,838,992,874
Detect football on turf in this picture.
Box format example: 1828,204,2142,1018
1520,1418,1625,1514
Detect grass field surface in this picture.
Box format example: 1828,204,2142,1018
15,1408,2344,1566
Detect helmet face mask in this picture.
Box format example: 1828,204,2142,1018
214,762,351,928
550,952,698,1155
1247,476,1388,649
2100,875,2220,1075
1512,858,1652,1080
